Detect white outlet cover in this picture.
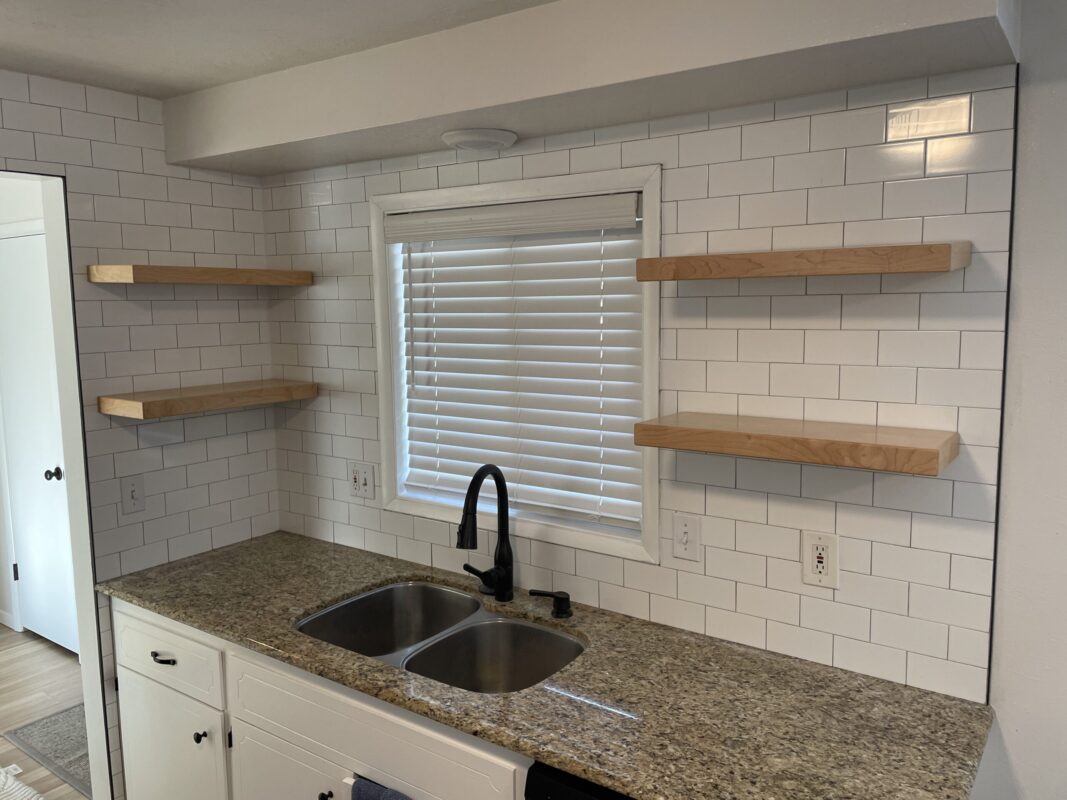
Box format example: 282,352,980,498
672,513,702,562
802,530,839,588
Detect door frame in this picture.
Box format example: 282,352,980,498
0,170,114,799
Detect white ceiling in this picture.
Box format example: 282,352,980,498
0,0,556,98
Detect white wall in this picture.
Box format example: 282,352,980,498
262,66,1015,704
973,0,1067,796
0,173,42,225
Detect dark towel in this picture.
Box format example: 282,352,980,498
351,776,411,800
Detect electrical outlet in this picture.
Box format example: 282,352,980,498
120,475,145,515
348,461,375,499
802,531,838,588
672,513,702,562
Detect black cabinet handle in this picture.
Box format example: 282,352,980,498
151,650,177,666
44,466,63,481
193,731,208,744
318,793,334,800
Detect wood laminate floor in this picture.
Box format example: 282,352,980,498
0,625,84,799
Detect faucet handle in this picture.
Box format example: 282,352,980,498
529,589,573,619
463,563,498,595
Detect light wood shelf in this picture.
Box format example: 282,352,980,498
635,412,959,476
88,264,314,286
98,379,318,420
636,242,971,281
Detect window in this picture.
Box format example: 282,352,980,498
371,168,660,561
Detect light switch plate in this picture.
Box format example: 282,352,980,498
672,513,702,562
120,475,145,515
802,531,838,588
348,461,375,499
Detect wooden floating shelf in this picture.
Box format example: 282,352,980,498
635,412,959,476
636,242,971,281
98,379,318,420
88,264,314,286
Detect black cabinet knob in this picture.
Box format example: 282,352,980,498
318,793,334,800
44,466,63,481
193,731,208,744
151,651,177,666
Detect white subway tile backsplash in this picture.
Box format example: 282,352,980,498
926,130,1014,176
741,117,809,159
801,596,870,639
810,106,886,151
808,182,883,223
706,607,766,647
740,190,807,228
767,621,833,664
708,158,772,197
679,127,740,166
773,149,844,190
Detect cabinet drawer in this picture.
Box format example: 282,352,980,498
227,652,524,800
231,719,353,800
114,609,224,708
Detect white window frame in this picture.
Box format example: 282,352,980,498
370,165,661,563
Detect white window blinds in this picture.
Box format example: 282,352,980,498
384,194,645,530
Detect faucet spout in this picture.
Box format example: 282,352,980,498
455,464,513,602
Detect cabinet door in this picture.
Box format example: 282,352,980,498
231,719,352,800
117,666,228,800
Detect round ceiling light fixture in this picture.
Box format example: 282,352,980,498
441,128,518,151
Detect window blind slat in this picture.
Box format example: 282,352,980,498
392,218,645,528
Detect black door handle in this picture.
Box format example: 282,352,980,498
151,651,177,666
44,466,63,481
193,731,208,744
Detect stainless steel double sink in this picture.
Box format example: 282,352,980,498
297,582,584,693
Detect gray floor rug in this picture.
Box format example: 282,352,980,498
4,705,90,797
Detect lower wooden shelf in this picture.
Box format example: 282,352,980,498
635,412,959,476
98,379,318,420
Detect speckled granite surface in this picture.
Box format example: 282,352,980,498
98,531,992,800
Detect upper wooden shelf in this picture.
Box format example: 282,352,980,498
98,379,318,420
88,264,314,286
635,412,959,476
636,242,971,281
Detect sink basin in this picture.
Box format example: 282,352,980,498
404,618,584,693
298,582,480,657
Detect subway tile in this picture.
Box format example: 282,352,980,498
848,78,928,109
737,459,800,497
773,149,844,190
770,295,840,330
966,171,1013,213
0,70,30,101
736,521,799,561
676,329,737,360
811,106,886,151
663,166,708,200
775,90,846,119
679,127,740,166
677,196,740,232
876,403,957,432
845,141,925,184
887,95,970,141
2,99,61,133
705,607,766,648
950,555,993,595
805,330,877,365
801,596,870,639
738,584,799,624
928,65,1015,96
883,176,966,218
843,217,924,247
29,75,85,109
919,292,1006,331
834,637,906,682
767,494,835,533
650,595,704,633
842,293,919,330
873,474,953,515
771,222,843,250
872,610,948,658
770,363,839,399
910,584,990,631
767,621,832,664
740,190,806,228
878,331,960,368
706,361,769,394
949,627,990,667
599,583,649,619
707,297,770,329
911,514,994,559
650,112,709,137
741,117,809,159
835,571,909,614
801,465,872,505
738,330,803,363
569,144,620,174
35,132,92,165
676,452,735,487
706,486,767,524
839,366,916,403
766,557,832,600
625,561,677,596
873,542,950,587
916,368,1002,408
808,182,882,223
953,481,997,523
708,158,772,197
926,131,1014,176
677,572,735,611
971,88,1016,133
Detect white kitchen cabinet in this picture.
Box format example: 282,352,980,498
116,665,228,800
230,719,351,800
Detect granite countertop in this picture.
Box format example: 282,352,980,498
97,531,992,800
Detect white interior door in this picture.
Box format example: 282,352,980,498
0,231,78,652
